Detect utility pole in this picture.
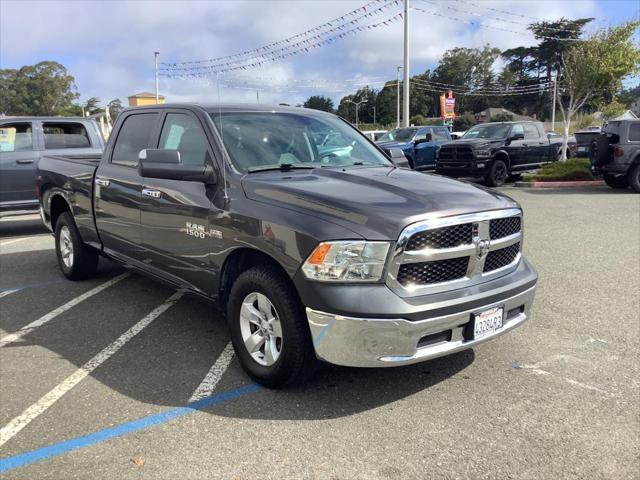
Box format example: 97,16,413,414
402,0,410,127
396,66,402,128
373,106,376,125
551,78,557,131
257,90,260,104
154,51,160,104
346,99,368,129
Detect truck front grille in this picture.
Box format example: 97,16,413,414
387,209,523,297
405,223,473,250
397,257,469,286
489,216,521,239
484,243,521,272
437,145,474,162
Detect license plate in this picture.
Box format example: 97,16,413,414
578,146,587,151
473,306,504,340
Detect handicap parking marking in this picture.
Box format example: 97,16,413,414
0,273,129,348
189,342,236,402
0,383,260,474
0,291,183,448
0,280,66,299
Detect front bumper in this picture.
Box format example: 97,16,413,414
304,262,537,368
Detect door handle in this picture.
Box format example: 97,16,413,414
142,188,161,199
522,143,529,147
95,178,110,187
16,159,35,164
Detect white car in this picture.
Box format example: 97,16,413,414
362,130,387,142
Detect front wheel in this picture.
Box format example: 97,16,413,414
603,173,629,190
227,265,316,388
55,211,99,280
485,160,508,187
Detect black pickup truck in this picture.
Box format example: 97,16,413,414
436,121,556,186
37,104,538,387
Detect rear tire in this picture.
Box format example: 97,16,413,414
227,265,316,388
603,173,629,190
55,212,99,280
485,160,508,187
628,164,640,193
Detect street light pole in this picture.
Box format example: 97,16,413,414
154,51,160,104
346,99,368,129
551,78,557,131
396,66,402,128
402,0,410,127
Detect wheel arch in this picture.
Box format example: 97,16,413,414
48,192,73,230
493,150,510,167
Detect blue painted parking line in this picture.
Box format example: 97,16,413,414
0,383,261,474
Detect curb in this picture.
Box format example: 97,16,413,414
514,180,605,188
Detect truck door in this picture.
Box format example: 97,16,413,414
505,123,528,167
523,123,547,165
139,110,221,296
94,111,159,261
0,120,40,209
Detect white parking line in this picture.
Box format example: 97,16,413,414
0,289,20,299
0,291,183,448
0,273,129,348
189,342,235,402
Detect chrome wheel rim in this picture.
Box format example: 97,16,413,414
239,292,283,366
60,226,74,268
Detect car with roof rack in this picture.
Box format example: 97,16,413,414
36,103,538,387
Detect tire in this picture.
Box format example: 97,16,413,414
589,134,610,166
603,173,629,190
628,164,640,193
54,211,99,280
227,265,316,388
485,159,508,187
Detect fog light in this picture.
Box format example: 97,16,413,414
476,163,485,168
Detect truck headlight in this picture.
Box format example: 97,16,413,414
301,241,390,282
474,149,492,158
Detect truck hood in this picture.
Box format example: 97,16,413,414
443,138,505,148
376,140,412,150
241,166,519,240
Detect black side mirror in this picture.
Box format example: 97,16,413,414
138,149,217,184
414,133,433,146
385,148,410,168
510,132,524,141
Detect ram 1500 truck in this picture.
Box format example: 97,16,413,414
436,121,556,186
37,104,538,388
1,117,104,213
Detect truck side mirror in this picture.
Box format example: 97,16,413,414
385,148,410,168
510,132,524,141
138,149,217,184
414,133,432,146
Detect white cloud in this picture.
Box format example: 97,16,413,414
0,0,605,106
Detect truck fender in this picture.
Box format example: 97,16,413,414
492,150,510,167
43,189,74,231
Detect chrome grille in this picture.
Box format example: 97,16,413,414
397,257,469,286
490,216,521,239
387,209,523,297
405,223,473,250
484,243,521,272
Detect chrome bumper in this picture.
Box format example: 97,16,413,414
306,285,535,368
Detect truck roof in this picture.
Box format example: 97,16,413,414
0,116,94,122
123,103,334,116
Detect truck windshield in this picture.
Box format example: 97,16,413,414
377,128,417,142
210,112,392,173
463,124,511,140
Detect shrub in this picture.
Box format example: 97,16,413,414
490,112,514,122
453,113,476,131
523,158,594,182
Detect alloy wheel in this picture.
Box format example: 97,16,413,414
239,292,283,366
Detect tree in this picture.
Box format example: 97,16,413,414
556,21,640,160
0,61,78,115
302,95,334,112
107,99,124,120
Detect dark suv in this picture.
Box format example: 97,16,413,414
590,119,640,192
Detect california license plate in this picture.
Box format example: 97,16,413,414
473,306,504,340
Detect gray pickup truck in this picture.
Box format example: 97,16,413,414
0,116,103,213
36,103,538,387
590,119,640,192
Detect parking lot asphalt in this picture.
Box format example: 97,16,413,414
1,187,639,479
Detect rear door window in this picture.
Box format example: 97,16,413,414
43,122,91,149
111,113,158,167
0,122,34,152
628,123,640,142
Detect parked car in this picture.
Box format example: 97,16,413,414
590,119,640,192
545,131,577,159
0,117,104,213
37,103,538,388
574,127,602,157
361,130,387,142
376,126,451,170
436,121,557,187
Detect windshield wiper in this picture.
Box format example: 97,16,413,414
247,163,316,173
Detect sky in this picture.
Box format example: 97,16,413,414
1,0,638,108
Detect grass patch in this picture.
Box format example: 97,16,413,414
524,159,594,182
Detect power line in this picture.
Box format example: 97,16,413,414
410,77,552,92
454,0,543,22
409,80,551,96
